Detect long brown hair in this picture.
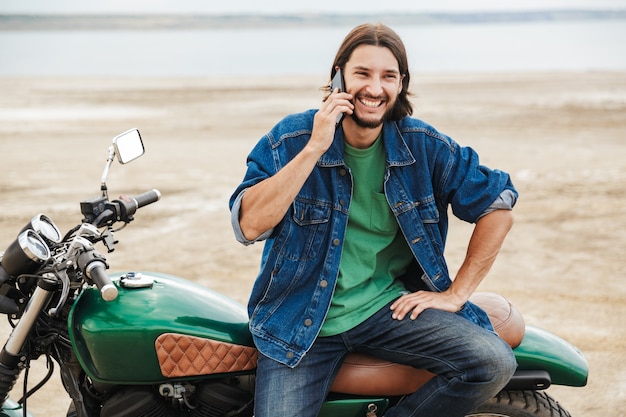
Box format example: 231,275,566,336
323,23,413,120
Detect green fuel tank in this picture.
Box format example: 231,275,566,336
68,272,254,384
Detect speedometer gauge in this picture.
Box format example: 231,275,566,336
0,230,51,277
20,213,62,245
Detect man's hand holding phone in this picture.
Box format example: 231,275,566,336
327,68,354,129
308,69,353,155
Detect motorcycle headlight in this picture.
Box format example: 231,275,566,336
0,230,51,277
20,213,62,245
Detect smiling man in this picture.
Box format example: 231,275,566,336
230,23,518,417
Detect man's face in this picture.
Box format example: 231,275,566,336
343,44,403,129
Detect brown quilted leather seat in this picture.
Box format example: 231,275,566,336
330,292,525,395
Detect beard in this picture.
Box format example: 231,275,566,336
349,96,397,129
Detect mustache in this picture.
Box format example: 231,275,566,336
357,93,388,101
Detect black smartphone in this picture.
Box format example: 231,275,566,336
330,68,345,126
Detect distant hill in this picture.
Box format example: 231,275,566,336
1,10,625,31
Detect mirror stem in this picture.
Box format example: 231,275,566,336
100,146,115,198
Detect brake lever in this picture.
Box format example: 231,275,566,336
47,267,70,317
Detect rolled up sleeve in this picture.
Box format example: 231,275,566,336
230,189,274,246
477,189,518,220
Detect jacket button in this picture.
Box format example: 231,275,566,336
320,280,328,288
339,168,347,176
304,319,313,326
332,238,340,246
286,352,294,359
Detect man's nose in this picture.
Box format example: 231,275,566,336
365,76,384,96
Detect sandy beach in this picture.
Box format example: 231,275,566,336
0,71,624,416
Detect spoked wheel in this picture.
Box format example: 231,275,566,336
467,390,573,417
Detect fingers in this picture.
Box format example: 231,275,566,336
390,293,426,320
390,291,463,321
309,91,352,152
324,90,353,124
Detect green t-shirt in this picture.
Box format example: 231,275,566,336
319,136,414,337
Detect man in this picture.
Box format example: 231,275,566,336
229,23,518,417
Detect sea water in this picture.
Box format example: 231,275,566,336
0,19,624,76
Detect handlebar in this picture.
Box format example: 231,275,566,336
131,189,162,210
77,249,118,301
116,189,161,221
82,189,161,227
86,261,118,301
75,189,161,296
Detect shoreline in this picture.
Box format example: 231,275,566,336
2,10,625,31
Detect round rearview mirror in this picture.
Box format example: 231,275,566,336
113,129,144,164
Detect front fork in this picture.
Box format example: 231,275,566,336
0,278,55,401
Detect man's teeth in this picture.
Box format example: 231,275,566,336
361,98,382,108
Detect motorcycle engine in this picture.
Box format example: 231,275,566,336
191,379,254,417
99,377,254,417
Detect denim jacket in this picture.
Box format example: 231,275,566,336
229,109,517,367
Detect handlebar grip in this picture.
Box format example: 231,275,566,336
85,261,118,301
133,189,161,209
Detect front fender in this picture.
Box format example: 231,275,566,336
513,325,588,387
1,398,35,417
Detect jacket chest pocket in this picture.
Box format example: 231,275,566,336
276,199,332,261
293,198,331,226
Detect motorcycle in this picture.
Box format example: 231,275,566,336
0,129,588,417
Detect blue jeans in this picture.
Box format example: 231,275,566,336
254,301,517,417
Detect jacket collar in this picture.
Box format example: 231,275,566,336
318,119,416,168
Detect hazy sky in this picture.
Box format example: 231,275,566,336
2,0,625,14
